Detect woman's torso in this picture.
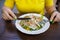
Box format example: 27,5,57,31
15,0,45,15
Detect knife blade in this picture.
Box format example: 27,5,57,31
17,18,31,20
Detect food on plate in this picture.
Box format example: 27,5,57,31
19,15,47,31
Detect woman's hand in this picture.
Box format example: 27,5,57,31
50,11,60,22
2,6,17,20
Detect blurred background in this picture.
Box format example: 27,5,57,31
0,0,5,36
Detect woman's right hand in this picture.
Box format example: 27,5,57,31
2,6,17,20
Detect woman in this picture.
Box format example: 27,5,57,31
2,0,60,22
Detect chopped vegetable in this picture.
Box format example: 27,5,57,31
20,15,46,31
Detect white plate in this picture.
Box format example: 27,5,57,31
15,13,50,35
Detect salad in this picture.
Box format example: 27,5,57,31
19,15,47,31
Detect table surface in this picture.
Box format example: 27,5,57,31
0,13,60,40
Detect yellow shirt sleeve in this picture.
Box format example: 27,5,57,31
4,0,14,9
45,0,54,7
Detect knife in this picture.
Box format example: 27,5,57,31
16,18,31,20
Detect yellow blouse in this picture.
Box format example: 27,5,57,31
4,0,53,15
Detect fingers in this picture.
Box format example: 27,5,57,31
2,13,9,20
2,7,16,20
3,10,14,20
50,12,56,21
7,9,17,19
54,14,60,22
54,16,57,22
2,15,6,20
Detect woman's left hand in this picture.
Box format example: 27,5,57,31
50,11,60,22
